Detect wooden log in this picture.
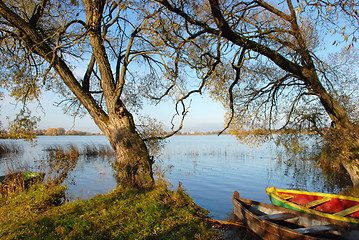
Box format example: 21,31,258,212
201,218,245,227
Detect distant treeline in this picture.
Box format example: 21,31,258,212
37,128,101,136
176,128,316,136
176,131,228,135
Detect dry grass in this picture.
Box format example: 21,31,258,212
0,172,25,197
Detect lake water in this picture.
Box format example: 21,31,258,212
0,135,344,220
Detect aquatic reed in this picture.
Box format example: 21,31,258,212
0,143,29,197
44,144,79,185
0,142,23,157
83,144,115,157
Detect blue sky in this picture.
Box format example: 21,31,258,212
0,90,225,133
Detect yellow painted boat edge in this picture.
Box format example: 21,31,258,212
266,186,359,224
271,187,359,202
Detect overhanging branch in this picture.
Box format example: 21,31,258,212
218,47,246,135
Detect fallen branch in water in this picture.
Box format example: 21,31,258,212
200,218,246,228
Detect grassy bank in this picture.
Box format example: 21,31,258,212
0,182,222,239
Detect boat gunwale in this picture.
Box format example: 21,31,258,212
269,187,359,202
266,186,359,224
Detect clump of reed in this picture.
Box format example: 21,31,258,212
44,144,80,185
44,144,80,159
43,144,115,185
45,143,115,157
0,171,45,198
0,143,29,197
83,144,115,157
0,172,25,198
0,142,23,157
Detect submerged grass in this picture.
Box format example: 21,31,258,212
0,181,222,239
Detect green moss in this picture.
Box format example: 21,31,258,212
0,182,221,239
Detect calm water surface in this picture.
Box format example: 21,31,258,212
0,135,341,220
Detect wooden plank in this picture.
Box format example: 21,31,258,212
259,213,295,221
334,204,359,216
294,225,334,234
304,197,331,208
279,193,294,200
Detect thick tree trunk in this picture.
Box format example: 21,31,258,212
324,116,359,185
55,58,155,188
342,160,359,186
80,0,155,189
102,111,154,189
337,131,359,186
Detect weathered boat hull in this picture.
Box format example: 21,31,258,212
266,186,359,224
232,191,359,240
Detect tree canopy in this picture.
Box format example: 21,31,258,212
0,0,359,185
0,0,190,188
146,0,359,182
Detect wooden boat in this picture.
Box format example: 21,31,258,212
0,172,45,188
266,186,359,224
232,190,359,239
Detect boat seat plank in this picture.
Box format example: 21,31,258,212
279,194,294,200
334,204,359,216
294,225,334,234
304,197,331,208
259,213,295,221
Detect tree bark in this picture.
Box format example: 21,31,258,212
104,110,154,189
342,160,359,186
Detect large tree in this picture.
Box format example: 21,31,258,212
149,0,359,183
0,0,187,189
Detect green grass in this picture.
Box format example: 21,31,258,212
0,182,222,239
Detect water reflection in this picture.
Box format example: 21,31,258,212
274,140,352,192
160,135,353,219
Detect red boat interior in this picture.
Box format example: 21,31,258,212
277,191,359,218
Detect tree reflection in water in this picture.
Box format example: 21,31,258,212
272,133,352,195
